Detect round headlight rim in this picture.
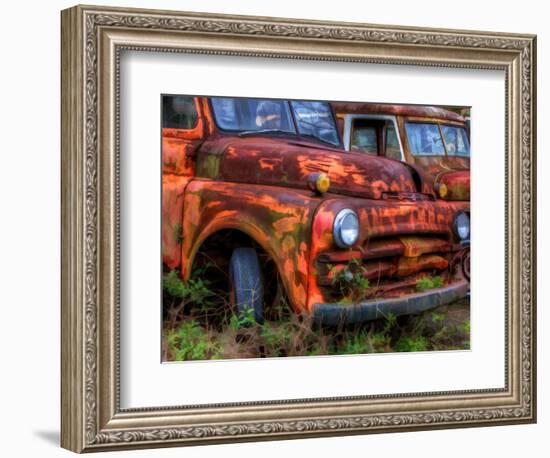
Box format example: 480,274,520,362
453,211,470,241
333,208,359,249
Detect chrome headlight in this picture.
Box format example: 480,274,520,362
333,209,359,248
453,211,470,240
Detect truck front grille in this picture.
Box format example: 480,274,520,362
316,235,455,299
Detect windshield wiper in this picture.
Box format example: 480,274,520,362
238,128,291,137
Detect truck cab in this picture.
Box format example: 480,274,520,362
332,102,471,202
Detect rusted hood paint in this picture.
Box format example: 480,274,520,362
412,155,470,175
198,136,418,200
411,156,470,201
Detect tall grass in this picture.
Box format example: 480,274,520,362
162,269,470,362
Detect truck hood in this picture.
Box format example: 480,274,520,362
200,136,418,200
411,156,470,201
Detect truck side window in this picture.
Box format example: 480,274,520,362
162,95,198,129
351,120,378,155
385,122,402,160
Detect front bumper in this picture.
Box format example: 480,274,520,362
312,280,469,326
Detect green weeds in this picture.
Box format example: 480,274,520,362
416,275,444,292
165,321,222,360
229,305,257,330
162,269,470,362
394,336,429,352
331,258,370,302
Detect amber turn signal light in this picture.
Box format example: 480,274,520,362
435,182,448,199
307,172,331,194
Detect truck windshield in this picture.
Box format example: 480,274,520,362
405,123,445,156
211,98,295,134
290,100,340,146
441,125,470,157
405,122,471,157
211,97,340,146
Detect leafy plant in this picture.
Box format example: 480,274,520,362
331,258,370,302
229,305,257,330
338,330,374,354
260,321,294,356
367,331,392,353
416,275,444,292
163,269,216,327
381,312,397,334
394,335,428,352
166,320,222,361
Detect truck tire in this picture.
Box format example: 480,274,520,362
229,247,264,324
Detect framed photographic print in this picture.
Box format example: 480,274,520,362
61,4,537,452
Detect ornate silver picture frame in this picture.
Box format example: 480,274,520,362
61,4,536,452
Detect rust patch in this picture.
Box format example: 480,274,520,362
162,175,192,269
396,254,449,277
398,235,450,257
436,170,471,201
215,137,417,199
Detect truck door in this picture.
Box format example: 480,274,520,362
162,95,204,269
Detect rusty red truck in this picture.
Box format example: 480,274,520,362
162,95,470,325
332,102,471,202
